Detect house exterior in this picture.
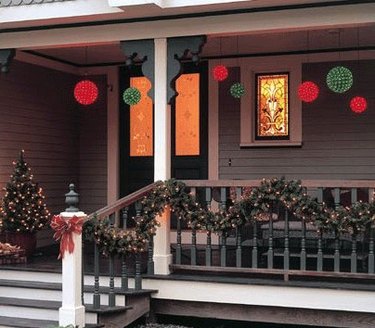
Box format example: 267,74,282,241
1,1,375,327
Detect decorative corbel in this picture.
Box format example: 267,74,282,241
120,40,155,101
167,35,206,103
0,49,15,73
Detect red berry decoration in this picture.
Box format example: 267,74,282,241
213,65,228,82
350,96,367,114
74,80,99,105
297,81,319,103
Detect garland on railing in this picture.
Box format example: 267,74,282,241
84,177,375,256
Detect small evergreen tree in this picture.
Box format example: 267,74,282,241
0,150,50,233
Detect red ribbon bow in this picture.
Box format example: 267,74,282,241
50,215,84,260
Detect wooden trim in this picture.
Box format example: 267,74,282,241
89,182,157,219
170,264,375,281
208,60,219,180
183,179,375,188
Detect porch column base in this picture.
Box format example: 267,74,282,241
153,254,173,275
59,306,85,328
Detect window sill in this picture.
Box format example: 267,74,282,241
240,142,302,148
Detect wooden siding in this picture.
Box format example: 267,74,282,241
219,60,375,180
78,75,108,214
0,60,79,215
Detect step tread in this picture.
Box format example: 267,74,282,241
0,316,103,328
0,279,157,296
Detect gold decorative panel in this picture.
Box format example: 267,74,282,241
130,77,153,157
175,73,200,156
256,73,289,139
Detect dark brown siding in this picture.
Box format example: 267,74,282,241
0,60,79,215
78,75,107,214
219,60,375,180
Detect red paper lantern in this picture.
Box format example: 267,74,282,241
350,96,367,114
213,65,228,82
297,81,319,103
74,80,98,105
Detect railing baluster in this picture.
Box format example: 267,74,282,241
135,253,142,290
300,219,307,271
317,188,323,272
283,209,289,271
122,207,129,229
220,187,227,267
93,243,101,309
334,232,340,272
147,235,154,275
252,220,258,268
236,187,242,268
351,234,357,273
368,225,374,274
351,188,357,204
121,254,128,291
267,211,274,269
191,228,197,266
317,232,323,272
176,215,182,265
109,253,115,307
334,188,341,208
205,187,212,267
221,235,227,267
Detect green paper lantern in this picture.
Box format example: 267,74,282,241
123,87,141,105
326,66,353,93
230,82,245,99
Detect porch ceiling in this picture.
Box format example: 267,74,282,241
21,25,375,68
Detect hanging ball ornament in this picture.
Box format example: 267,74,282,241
350,96,367,114
123,87,141,106
298,81,319,103
74,80,99,105
230,82,245,99
326,66,353,94
213,65,229,82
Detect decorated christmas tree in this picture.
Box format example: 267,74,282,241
0,150,50,233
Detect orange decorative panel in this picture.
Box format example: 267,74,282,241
130,77,153,157
175,73,200,156
256,73,289,139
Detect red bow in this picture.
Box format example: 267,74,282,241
50,215,85,260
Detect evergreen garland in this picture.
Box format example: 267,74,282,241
84,177,375,256
0,150,50,233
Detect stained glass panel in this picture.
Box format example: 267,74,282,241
175,73,200,156
130,77,153,157
256,73,289,139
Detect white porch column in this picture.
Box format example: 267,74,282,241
58,210,86,328
153,37,172,275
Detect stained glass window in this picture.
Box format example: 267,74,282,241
256,73,289,139
130,77,153,157
175,73,200,156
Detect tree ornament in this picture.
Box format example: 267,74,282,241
74,79,99,105
213,65,229,82
123,87,141,106
230,83,245,98
298,81,319,102
350,96,367,114
326,66,353,93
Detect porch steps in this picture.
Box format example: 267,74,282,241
0,270,156,328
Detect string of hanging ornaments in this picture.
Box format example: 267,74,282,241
297,31,320,103
349,27,368,114
326,30,353,94
212,37,229,82
230,36,245,99
74,47,99,106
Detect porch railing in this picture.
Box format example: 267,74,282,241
171,179,375,279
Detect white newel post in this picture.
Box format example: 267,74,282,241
153,37,173,275
54,184,86,328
